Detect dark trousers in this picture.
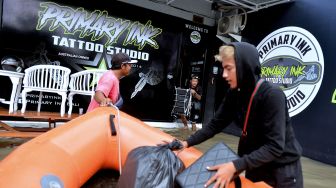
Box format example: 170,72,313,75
246,159,303,188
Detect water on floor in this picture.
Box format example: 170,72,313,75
0,137,31,159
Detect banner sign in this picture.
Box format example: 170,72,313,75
1,0,190,120
36,2,160,60
257,26,324,117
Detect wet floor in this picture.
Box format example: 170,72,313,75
1,128,336,188
0,137,31,160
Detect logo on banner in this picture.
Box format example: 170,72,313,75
332,89,336,104
36,2,163,61
190,31,201,44
257,26,324,117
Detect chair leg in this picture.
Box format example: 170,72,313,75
60,92,67,117
13,82,22,112
8,77,20,113
38,91,43,113
67,93,74,116
21,90,28,114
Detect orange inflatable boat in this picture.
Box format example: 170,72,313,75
0,107,270,187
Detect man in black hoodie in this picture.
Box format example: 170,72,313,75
181,42,303,188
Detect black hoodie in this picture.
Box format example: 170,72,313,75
186,42,302,173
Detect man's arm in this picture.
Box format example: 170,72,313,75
191,89,202,100
185,91,236,147
94,91,112,106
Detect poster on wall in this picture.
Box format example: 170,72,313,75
257,26,324,117
1,0,183,120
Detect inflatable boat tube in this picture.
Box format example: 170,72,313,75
0,107,270,188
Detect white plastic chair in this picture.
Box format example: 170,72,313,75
67,69,107,115
21,65,71,117
0,70,24,113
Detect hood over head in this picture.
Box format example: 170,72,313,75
229,42,261,95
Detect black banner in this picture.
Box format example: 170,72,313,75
1,0,189,120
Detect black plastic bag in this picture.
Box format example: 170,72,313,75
117,140,185,188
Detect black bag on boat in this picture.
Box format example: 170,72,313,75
117,140,185,188
175,142,238,188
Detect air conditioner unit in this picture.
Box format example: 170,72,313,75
217,15,242,35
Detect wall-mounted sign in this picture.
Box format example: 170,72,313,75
184,23,209,47
36,2,162,61
190,31,201,44
257,26,324,117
